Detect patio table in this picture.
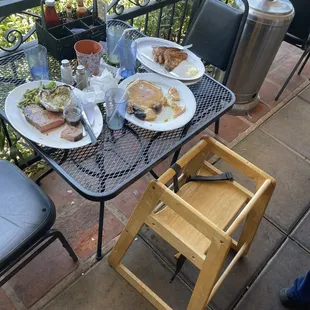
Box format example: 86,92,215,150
0,20,235,260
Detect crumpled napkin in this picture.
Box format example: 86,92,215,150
85,68,119,104
76,68,119,126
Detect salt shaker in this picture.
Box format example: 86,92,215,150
75,65,88,90
60,59,73,85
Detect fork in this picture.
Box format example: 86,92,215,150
178,44,193,50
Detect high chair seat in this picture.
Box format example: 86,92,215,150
153,165,250,259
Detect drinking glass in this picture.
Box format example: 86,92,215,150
24,44,49,80
105,88,128,130
119,39,137,78
107,25,124,64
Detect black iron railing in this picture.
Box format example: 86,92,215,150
0,0,193,54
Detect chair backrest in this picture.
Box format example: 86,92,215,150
287,0,310,42
184,0,248,85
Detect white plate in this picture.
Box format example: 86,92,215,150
136,37,205,81
142,65,203,86
5,81,103,149
119,73,196,132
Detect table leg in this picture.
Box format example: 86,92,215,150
0,118,12,147
96,201,105,260
149,169,159,179
170,121,191,166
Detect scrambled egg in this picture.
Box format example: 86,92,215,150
187,67,199,77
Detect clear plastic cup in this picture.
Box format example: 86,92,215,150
24,45,49,80
105,88,128,130
107,26,124,65
119,39,137,78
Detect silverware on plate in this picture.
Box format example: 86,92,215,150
81,109,97,145
139,52,180,78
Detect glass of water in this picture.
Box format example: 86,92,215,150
107,25,124,65
24,44,49,80
105,88,128,130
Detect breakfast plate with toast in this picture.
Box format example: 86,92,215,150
136,37,205,82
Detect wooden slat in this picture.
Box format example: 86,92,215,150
146,214,206,268
108,180,163,267
115,264,172,310
158,139,208,184
234,178,276,254
177,147,208,188
226,179,271,236
202,136,275,185
154,182,227,242
188,236,231,310
202,161,254,199
208,243,248,302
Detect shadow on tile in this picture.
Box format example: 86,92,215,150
140,216,285,310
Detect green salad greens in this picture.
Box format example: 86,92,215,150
43,81,56,90
18,88,40,108
17,81,57,109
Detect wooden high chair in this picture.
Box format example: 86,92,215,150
108,136,275,310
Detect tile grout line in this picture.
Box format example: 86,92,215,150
260,127,310,165
263,216,288,236
230,202,310,310
2,282,26,310
137,233,194,293
297,94,310,105
260,99,272,109
228,79,310,150
230,236,289,310
236,115,255,126
30,236,119,310
287,236,310,255
226,81,310,308
231,229,310,310
104,201,128,226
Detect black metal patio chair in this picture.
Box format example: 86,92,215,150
275,0,310,101
0,160,78,286
183,0,249,134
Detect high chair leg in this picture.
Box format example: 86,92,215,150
232,183,275,255
108,181,162,267
188,236,231,310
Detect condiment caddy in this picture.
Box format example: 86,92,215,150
36,0,107,60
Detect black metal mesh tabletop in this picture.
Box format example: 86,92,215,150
0,21,235,201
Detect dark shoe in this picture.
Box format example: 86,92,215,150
280,288,310,309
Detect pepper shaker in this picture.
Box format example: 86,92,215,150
75,65,88,90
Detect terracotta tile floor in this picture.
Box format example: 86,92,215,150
1,41,310,309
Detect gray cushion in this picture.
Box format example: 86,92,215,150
0,160,55,270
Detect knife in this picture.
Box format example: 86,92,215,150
81,110,97,145
139,52,180,78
